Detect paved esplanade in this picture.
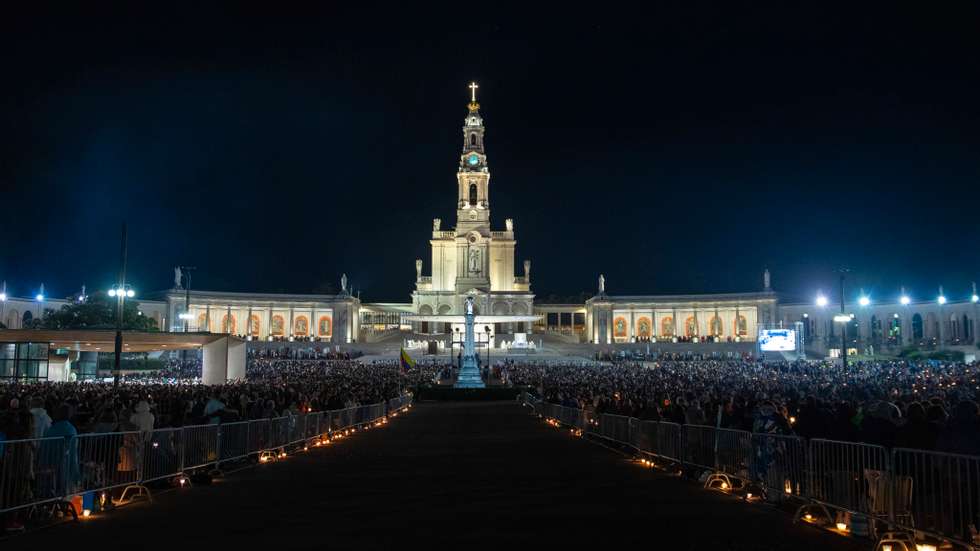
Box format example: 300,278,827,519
26,403,862,549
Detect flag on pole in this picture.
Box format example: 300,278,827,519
400,348,415,373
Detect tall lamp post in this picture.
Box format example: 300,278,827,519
110,223,131,387
0,281,6,327
833,270,850,368
180,266,197,332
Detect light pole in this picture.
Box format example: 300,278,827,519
0,281,6,327
178,266,197,332
485,325,492,380
110,223,130,387
973,282,979,346
837,270,849,368
900,287,910,346
937,286,947,349
35,284,45,324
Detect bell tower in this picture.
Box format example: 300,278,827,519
457,81,490,233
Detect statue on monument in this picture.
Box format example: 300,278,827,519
598,274,605,294
764,268,771,291
341,273,348,294
469,248,481,274
465,295,474,315
415,259,423,281
524,259,531,281
174,267,183,289
433,218,441,231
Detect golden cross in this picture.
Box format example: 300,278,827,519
468,81,479,103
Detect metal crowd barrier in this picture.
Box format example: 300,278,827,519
0,395,412,516
536,401,980,548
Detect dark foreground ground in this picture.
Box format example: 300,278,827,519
21,402,863,550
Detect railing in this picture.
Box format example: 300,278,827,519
531,400,980,548
0,395,412,517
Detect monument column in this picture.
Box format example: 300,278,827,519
629,309,635,341
672,307,678,338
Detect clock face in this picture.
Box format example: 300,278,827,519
467,153,479,166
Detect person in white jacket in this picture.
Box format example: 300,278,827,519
29,397,52,439
130,401,155,432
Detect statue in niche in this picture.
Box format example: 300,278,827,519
469,248,482,274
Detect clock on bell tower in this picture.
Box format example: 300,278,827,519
457,82,490,231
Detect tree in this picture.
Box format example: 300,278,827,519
40,292,159,331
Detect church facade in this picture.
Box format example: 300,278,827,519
410,85,534,334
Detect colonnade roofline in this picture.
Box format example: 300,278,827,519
591,292,778,303
780,298,978,308
163,290,357,303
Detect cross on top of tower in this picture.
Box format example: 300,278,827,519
468,81,479,102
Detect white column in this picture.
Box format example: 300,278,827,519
202,338,229,385
227,338,246,381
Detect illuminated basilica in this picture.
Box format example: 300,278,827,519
4,84,977,357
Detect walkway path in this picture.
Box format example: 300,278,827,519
24,402,862,549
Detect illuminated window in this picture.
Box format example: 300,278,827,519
735,315,748,336
294,316,309,336
221,314,236,334
613,317,627,337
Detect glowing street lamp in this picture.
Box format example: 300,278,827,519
972,282,978,303
938,294,947,305
858,295,870,307
900,295,911,306
816,294,829,307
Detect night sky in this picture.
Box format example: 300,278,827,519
2,5,979,304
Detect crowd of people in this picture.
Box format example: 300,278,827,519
0,360,412,443
4,353,978,456
247,346,362,360
508,358,980,454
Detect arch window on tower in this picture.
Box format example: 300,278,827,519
469,183,478,206
470,133,477,146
